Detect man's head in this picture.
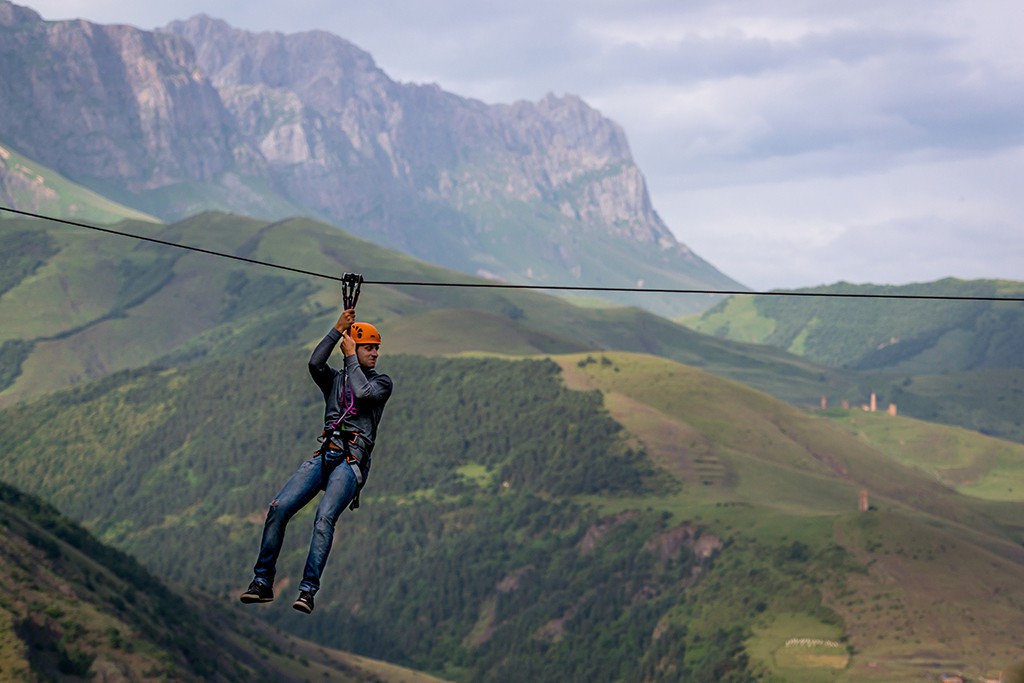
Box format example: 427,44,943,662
350,322,381,369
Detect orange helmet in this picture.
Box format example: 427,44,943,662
350,322,381,345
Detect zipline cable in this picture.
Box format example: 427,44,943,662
1,206,345,282
2,204,1022,303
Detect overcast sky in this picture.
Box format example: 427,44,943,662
25,0,1024,290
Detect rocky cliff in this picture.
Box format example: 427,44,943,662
0,2,744,314
0,4,236,190
167,16,678,246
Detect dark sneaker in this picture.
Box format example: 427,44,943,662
239,580,274,604
292,590,315,614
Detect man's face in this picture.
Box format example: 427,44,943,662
356,343,379,369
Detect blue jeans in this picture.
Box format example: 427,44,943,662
252,450,359,595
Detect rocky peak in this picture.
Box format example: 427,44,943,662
485,94,677,246
503,93,632,163
1,6,742,313
164,16,394,111
0,1,40,27
162,14,677,246
0,3,237,189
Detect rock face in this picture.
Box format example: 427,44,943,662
0,5,236,190
0,3,744,314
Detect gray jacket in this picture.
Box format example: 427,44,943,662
308,328,393,462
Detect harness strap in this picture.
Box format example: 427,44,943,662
315,429,364,505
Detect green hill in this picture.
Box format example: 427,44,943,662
0,141,158,225
0,210,854,411
5,210,1023,445
684,279,1024,373
682,280,1024,442
1,348,1022,681
0,480,451,682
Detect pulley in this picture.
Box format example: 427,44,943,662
342,272,363,309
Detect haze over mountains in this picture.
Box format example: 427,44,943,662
0,0,742,316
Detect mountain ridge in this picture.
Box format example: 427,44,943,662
0,1,742,316
685,278,1024,372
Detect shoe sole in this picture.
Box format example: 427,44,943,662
292,600,313,614
240,594,274,604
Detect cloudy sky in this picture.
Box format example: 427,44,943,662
25,0,1024,289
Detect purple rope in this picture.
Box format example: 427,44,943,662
327,374,356,432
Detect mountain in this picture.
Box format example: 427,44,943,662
685,279,1024,373
0,1,743,316
3,180,1023,681
1,347,1023,680
0,479,450,682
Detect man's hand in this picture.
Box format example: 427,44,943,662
340,328,357,357
334,308,356,333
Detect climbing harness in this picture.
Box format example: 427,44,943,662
315,424,365,510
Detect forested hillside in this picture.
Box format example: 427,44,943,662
2,347,1023,680
682,280,1024,442
686,279,1024,373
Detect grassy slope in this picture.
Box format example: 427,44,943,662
827,410,1024,501
555,352,1024,681
0,481,448,683
0,140,158,225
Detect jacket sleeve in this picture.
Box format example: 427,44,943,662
309,328,342,395
344,355,393,403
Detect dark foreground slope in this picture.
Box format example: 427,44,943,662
0,480,453,682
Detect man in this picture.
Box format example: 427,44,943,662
239,307,393,614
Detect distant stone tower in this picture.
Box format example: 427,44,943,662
888,403,898,416
870,393,877,412
859,489,869,513
820,395,827,410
